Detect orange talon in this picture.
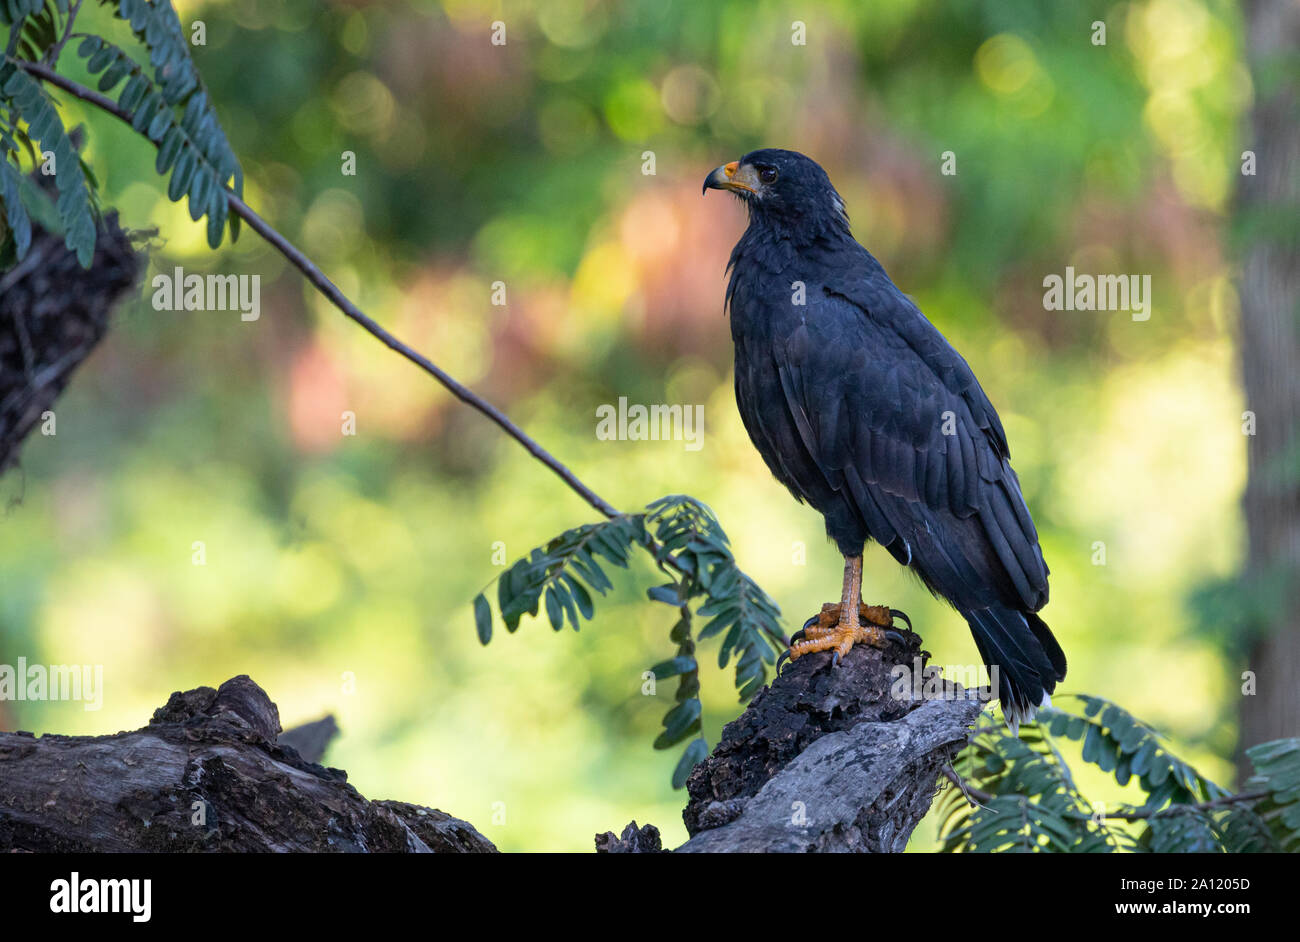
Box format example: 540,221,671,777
787,601,893,662
783,555,904,666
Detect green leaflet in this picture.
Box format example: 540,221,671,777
0,65,95,265
1,2,245,264
1243,738,1300,852
72,32,238,249
470,494,786,788
1045,694,1230,810
941,697,1297,853
0,136,32,258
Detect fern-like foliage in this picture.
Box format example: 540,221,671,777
0,128,31,256
643,496,784,701
640,496,784,784
1240,739,1300,852
0,0,242,266
941,694,1300,853
473,494,786,788
479,513,648,640
938,720,1124,852
0,0,65,61
1,1,67,262
646,586,706,788
1,0,57,29
1044,694,1230,812
0,64,95,263
1141,809,1220,853
94,0,243,243
948,794,1083,853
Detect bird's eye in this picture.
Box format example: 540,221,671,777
758,166,778,185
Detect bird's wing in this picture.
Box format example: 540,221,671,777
770,283,1048,612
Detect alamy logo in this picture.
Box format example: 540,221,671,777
50,872,151,922
0,658,103,711
1042,267,1151,321
889,658,998,703
596,397,704,451
151,265,260,321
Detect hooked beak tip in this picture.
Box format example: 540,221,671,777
704,160,755,198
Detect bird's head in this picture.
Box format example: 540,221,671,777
702,148,849,236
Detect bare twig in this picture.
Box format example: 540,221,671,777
940,764,1268,822
11,59,617,518
227,188,625,520
941,762,991,807
1102,790,1269,821
44,0,84,66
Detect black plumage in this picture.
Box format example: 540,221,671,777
704,149,1066,728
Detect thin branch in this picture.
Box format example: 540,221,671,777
227,189,624,520
44,0,84,66
1105,789,1270,821
12,58,617,519
940,765,1268,822
941,764,994,805
10,58,790,650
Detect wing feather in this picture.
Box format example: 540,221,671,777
771,285,1048,612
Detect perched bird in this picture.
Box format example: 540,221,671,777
704,149,1066,730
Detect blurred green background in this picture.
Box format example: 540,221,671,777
0,0,1251,850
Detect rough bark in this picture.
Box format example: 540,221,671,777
0,211,143,472
0,676,496,853
602,628,986,852
595,821,664,853
1236,0,1300,779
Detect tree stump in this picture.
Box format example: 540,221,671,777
604,628,986,852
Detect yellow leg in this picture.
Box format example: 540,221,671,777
788,556,896,662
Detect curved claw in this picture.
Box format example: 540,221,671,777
776,648,793,675
801,613,821,632
883,629,908,647
888,609,912,632
831,650,841,669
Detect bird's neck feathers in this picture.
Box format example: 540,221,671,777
721,186,858,326
744,188,852,247
724,189,856,289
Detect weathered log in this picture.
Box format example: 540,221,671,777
605,628,985,852
0,675,495,853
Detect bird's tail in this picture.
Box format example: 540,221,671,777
963,606,1067,735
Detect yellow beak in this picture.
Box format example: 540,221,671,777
703,160,760,195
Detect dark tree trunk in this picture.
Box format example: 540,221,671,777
1236,0,1300,780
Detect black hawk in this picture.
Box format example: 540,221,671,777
704,148,1066,730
